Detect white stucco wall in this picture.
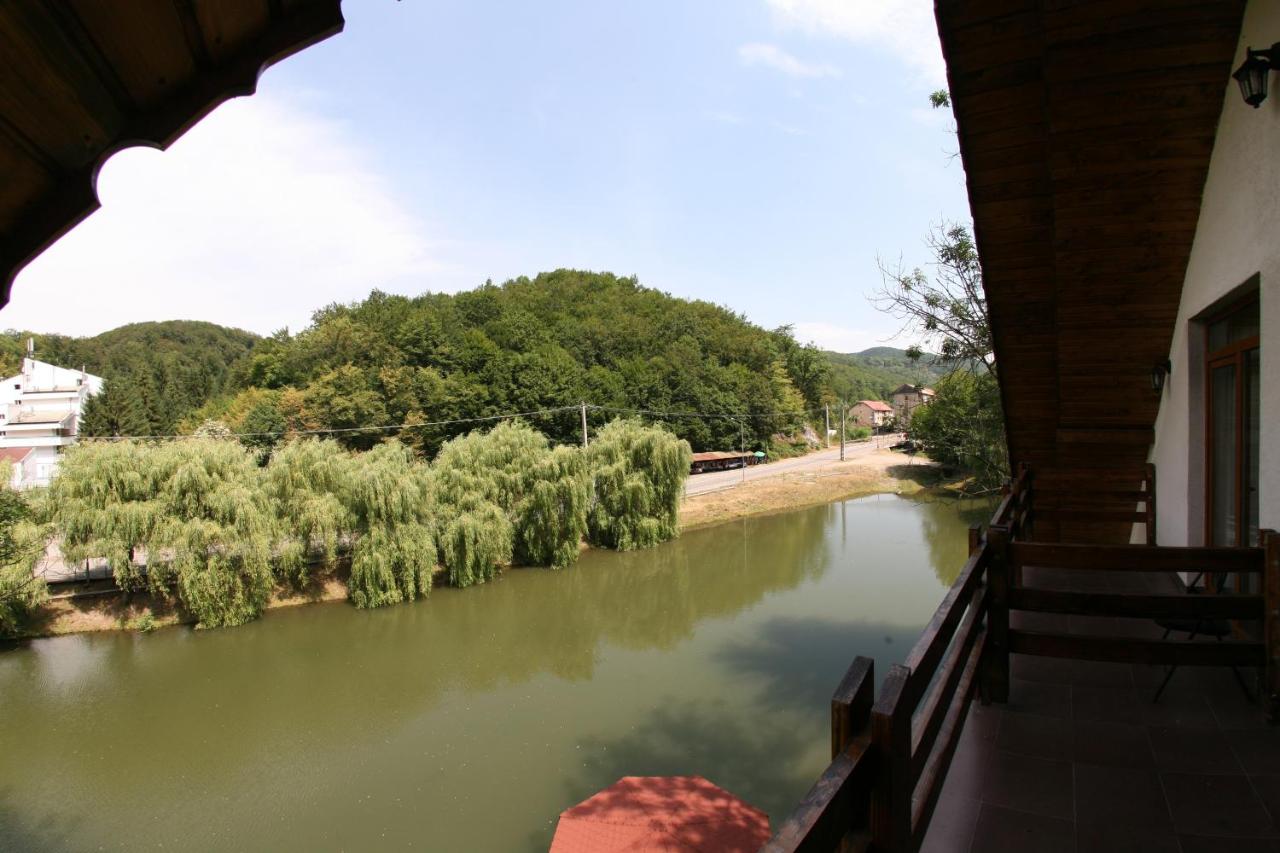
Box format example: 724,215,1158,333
1150,0,1280,545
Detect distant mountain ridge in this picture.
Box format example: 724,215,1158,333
822,346,950,403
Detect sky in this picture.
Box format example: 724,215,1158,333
7,0,973,353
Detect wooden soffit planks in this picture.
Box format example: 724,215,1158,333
936,0,1245,530
0,0,345,308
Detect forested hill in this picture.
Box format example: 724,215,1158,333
824,347,949,403
5,271,943,453
0,321,258,435
190,270,833,453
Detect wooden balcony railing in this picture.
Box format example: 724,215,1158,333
763,465,1279,853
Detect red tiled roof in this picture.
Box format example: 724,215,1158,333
550,776,771,853
856,400,893,412
0,446,34,463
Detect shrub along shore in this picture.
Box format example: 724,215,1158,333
5,418,690,634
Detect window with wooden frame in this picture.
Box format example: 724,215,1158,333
1204,290,1260,550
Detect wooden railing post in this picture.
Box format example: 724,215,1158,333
870,665,912,853
1264,530,1279,723
983,524,1011,704
1145,463,1158,546
832,657,875,759
1023,464,1035,541
968,525,981,556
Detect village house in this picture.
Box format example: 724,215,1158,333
888,384,934,425
848,400,892,430
0,351,103,488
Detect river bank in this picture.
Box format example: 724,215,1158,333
680,448,942,529
19,449,945,639
1,494,991,851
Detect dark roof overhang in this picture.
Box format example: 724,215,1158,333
0,0,345,308
935,0,1246,534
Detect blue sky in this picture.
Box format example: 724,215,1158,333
9,0,972,353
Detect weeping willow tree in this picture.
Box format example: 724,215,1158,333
431,420,588,579
344,441,436,608
51,439,276,628
585,419,692,550
516,445,590,568
49,440,167,591
0,488,48,636
264,438,354,583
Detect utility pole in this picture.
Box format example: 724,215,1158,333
580,402,589,448
740,420,746,483
825,404,830,448
839,401,846,461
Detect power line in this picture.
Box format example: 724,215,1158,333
82,405,584,442
81,400,841,442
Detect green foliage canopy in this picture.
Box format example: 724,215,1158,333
586,420,691,550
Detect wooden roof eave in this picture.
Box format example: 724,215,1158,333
0,1,345,308
934,0,1245,542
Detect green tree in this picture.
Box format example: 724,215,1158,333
301,364,389,450
431,420,589,572
909,372,1008,490
80,378,150,437
586,419,691,550
0,488,46,636
49,440,276,628
344,442,436,607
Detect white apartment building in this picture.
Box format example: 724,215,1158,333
0,354,103,488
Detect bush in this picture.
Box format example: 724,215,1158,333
849,426,872,440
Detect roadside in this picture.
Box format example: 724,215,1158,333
684,434,903,497
679,447,940,530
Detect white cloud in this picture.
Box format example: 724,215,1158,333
738,42,841,79
7,92,445,337
765,0,946,86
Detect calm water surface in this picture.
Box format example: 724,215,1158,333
0,493,992,852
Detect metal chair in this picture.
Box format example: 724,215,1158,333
1152,571,1255,703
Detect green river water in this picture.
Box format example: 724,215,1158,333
0,492,992,852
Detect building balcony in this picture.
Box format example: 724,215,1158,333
765,466,1279,852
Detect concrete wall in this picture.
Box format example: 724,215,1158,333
1150,0,1280,544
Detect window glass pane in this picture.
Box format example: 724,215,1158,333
1210,363,1237,547
1245,348,1260,548
1208,300,1260,351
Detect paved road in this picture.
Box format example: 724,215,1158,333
684,433,905,497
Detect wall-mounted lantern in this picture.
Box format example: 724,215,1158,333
1151,360,1172,395
1233,44,1280,108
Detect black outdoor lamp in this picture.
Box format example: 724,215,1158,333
1151,359,1171,395
1233,44,1280,108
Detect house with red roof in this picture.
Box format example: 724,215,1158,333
848,399,892,429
